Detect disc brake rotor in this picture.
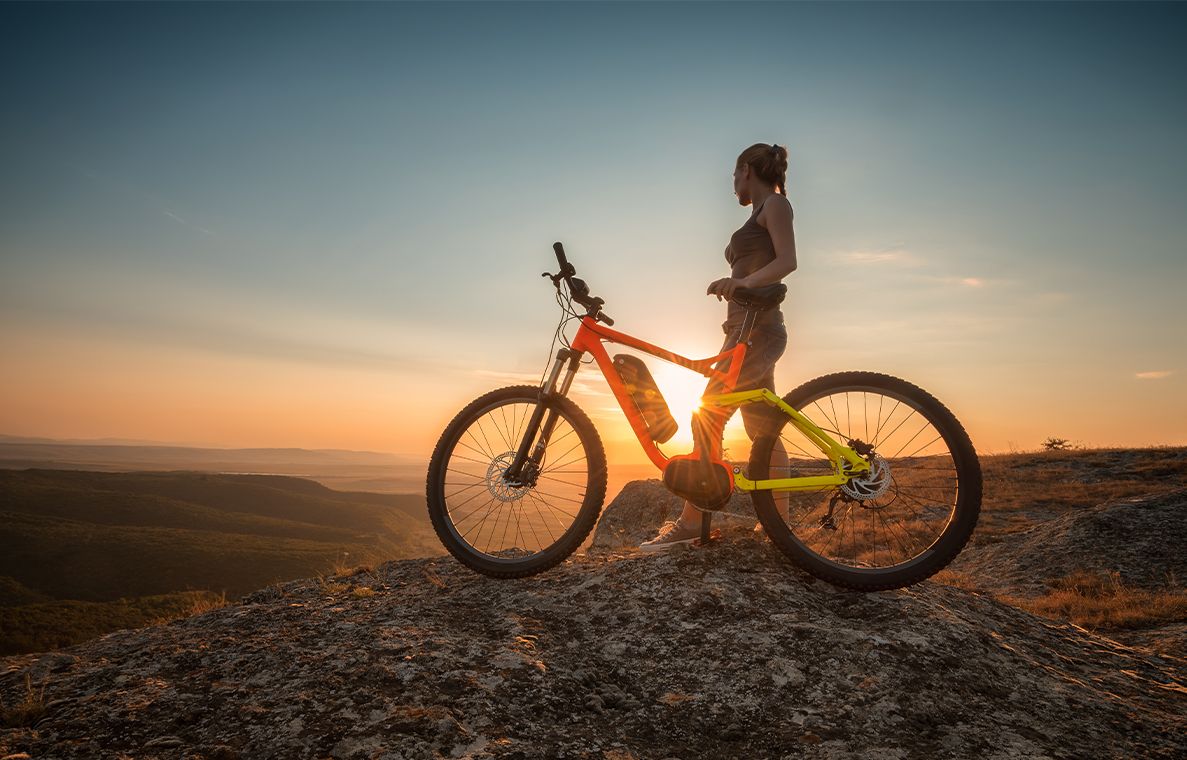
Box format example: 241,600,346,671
841,453,892,501
486,451,530,502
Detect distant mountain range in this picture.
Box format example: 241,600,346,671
0,434,419,455
0,435,426,493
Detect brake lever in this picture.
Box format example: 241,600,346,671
541,264,577,287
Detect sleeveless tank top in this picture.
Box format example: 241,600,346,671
723,195,789,332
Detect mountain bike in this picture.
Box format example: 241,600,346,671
426,243,982,590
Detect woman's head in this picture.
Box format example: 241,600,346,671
733,143,788,205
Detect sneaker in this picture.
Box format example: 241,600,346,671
639,517,702,553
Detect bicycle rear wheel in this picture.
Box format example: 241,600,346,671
748,371,981,591
425,384,607,578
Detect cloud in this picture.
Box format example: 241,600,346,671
472,368,611,397
163,209,219,238
68,162,220,239
834,246,923,267
915,275,993,288
1135,370,1173,380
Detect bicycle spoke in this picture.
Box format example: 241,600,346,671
778,432,818,460
903,433,945,460
443,480,487,498
536,473,586,488
437,394,595,560
461,499,500,541
863,392,869,443
544,450,588,473
524,490,560,546
528,488,582,508
828,395,841,439
871,399,901,447
456,437,493,462
449,452,493,467
496,405,515,450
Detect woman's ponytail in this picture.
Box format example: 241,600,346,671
738,142,789,195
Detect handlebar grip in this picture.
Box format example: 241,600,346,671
553,242,570,270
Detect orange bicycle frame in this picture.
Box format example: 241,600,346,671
568,315,746,470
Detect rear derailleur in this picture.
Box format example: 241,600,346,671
820,490,856,531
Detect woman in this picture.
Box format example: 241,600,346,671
640,142,797,551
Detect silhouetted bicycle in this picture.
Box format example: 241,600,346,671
426,243,981,590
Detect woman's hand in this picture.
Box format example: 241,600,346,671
707,277,746,301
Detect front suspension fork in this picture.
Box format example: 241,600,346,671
503,348,582,485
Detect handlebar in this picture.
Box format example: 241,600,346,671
545,242,613,325
553,242,574,276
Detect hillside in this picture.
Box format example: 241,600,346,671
0,470,442,655
1,530,1184,758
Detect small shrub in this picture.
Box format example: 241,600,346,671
314,572,349,595
0,673,46,728
187,590,228,616
1041,437,1072,451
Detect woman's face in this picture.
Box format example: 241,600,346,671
732,163,751,206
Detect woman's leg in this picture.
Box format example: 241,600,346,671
740,380,791,522
675,372,736,525
675,323,789,525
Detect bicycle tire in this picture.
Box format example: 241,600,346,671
749,371,981,591
426,384,607,578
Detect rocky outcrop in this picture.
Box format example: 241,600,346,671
3,530,1185,759
589,480,760,551
949,487,1187,596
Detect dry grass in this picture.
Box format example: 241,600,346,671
148,590,230,626
315,562,382,597
930,568,985,593
187,590,228,615
0,672,47,728
314,571,350,595
1000,570,1187,633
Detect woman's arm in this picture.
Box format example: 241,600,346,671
741,196,797,287
706,197,797,301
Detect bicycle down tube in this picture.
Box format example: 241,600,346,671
554,315,871,488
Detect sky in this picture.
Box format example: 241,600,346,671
1,1,1185,465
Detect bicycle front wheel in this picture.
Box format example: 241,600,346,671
425,384,607,578
749,371,981,591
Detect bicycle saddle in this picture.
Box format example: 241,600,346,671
730,283,787,311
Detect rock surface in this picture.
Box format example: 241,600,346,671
2,484,1186,759
589,480,760,551
949,487,1187,597
1,554,1184,757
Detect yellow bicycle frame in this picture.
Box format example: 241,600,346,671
702,388,870,493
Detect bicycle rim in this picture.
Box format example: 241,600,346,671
756,380,971,577
438,396,595,562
